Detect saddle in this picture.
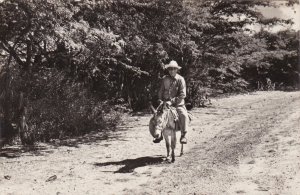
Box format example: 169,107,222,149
166,106,181,131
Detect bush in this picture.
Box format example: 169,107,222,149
27,96,122,142
25,78,122,142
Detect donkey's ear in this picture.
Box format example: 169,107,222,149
148,102,156,114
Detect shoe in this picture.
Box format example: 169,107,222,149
180,136,187,144
153,136,163,143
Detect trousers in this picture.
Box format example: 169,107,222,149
176,106,188,134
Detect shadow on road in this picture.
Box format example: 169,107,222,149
48,130,128,148
0,145,49,158
94,155,165,173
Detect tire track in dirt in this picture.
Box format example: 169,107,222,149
228,94,300,195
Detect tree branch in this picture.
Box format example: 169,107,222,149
0,40,25,67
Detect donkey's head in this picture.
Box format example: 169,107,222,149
149,102,169,139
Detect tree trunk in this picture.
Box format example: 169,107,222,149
18,92,32,145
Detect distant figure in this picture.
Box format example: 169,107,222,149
153,60,189,144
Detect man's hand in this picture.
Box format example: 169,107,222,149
171,97,177,105
165,101,172,107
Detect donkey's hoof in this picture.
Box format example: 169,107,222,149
165,156,172,163
171,154,175,163
180,152,184,156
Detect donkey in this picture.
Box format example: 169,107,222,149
149,102,186,162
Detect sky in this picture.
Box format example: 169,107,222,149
257,2,300,31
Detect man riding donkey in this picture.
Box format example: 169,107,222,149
153,60,189,144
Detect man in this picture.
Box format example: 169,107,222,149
153,60,189,144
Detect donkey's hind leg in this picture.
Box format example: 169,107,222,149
180,144,184,156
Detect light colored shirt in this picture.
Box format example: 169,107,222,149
158,74,186,106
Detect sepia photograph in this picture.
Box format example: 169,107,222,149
0,0,299,194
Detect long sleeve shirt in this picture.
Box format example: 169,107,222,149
158,74,186,106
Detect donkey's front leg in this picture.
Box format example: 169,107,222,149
171,130,176,163
165,141,170,160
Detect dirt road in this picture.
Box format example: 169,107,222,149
1,91,300,195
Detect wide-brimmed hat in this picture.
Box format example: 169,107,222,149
164,60,182,70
